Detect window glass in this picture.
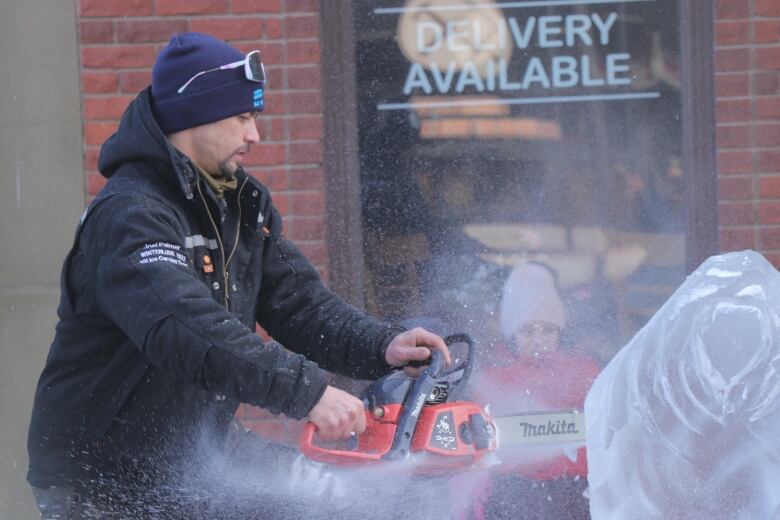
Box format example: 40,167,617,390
354,0,684,365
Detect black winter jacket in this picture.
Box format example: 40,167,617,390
27,88,400,490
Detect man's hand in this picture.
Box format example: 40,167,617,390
384,327,452,376
307,385,366,441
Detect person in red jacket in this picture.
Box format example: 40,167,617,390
467,261,602,519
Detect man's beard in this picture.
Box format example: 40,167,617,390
217,146,249,178
218,159,237,179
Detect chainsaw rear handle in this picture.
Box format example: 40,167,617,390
300,412,387,465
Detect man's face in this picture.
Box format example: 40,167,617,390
186,112,260,177
513,320,561,357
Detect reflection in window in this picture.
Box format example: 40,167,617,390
354,1,685,366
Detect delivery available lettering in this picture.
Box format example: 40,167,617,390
404,12,631,94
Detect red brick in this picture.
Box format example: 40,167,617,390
257,42,284,66
764,252,780,267
758,48,780,70
755,72,780,96
191,18,263,41
273,192,289,216
155,0,229,16
263,18,283,39
760,227,780,248
116,19,188,43
756,21,780,44
287,216,325,240
288,65,321,89
297,241,327,264
287,41,320,64
715,21,750,45
260,67,287,90
289,167,324,190
716,99,752,122
255,118,273,141
79,21,114,44
289,141,323,164
286,0,319,13
84,122,118,146
756,124,780,146
84,96,134,120
758,202,780,224
81,0,152,17
719,227,755,250
717,150,754,174
290,192,324,216
715,73,749,97
247,168,288,190
287,91,321,114
86,173,107,196
720,202,756,225
289,116,323,139
759,175,780,198
84,147,101,171
82,45,157,69
716,124,752,148
232,0,283,14
261,92,285,115
756,0,780,17
715,48,751,72
286,15,319,39
119,71,152,93
715,0,750,19
757,96,780,119
719,175,754,200
267,117,287,141
758,150,780,172
246,142,286,166
255,116,284,141
82,72,119,94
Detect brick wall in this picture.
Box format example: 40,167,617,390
77,0,324,441
715,0,780,264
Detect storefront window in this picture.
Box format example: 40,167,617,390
353,0,685,364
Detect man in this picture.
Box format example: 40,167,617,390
27,32,449,518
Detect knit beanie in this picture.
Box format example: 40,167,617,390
151,32,265,134
500,262,566,341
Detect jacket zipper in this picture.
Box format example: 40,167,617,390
196,180,246,308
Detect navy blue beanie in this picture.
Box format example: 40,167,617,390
151,32,265,134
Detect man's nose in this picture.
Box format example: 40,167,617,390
245,120,260,143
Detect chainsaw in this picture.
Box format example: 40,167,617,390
299,334,497,471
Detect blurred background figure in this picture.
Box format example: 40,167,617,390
465,261,602,520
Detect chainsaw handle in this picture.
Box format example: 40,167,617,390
300,415,385,464
384,349,444,460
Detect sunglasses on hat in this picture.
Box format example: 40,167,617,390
177,50,266,94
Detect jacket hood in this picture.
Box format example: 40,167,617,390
98,88,194,197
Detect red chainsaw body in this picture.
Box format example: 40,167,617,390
300,401,496,468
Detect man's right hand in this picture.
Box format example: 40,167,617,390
307,385,366,441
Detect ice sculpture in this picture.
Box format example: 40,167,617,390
585,250,780,520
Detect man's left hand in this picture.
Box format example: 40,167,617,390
384,327,451,376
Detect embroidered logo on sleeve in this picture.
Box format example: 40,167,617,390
135,242,189,268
